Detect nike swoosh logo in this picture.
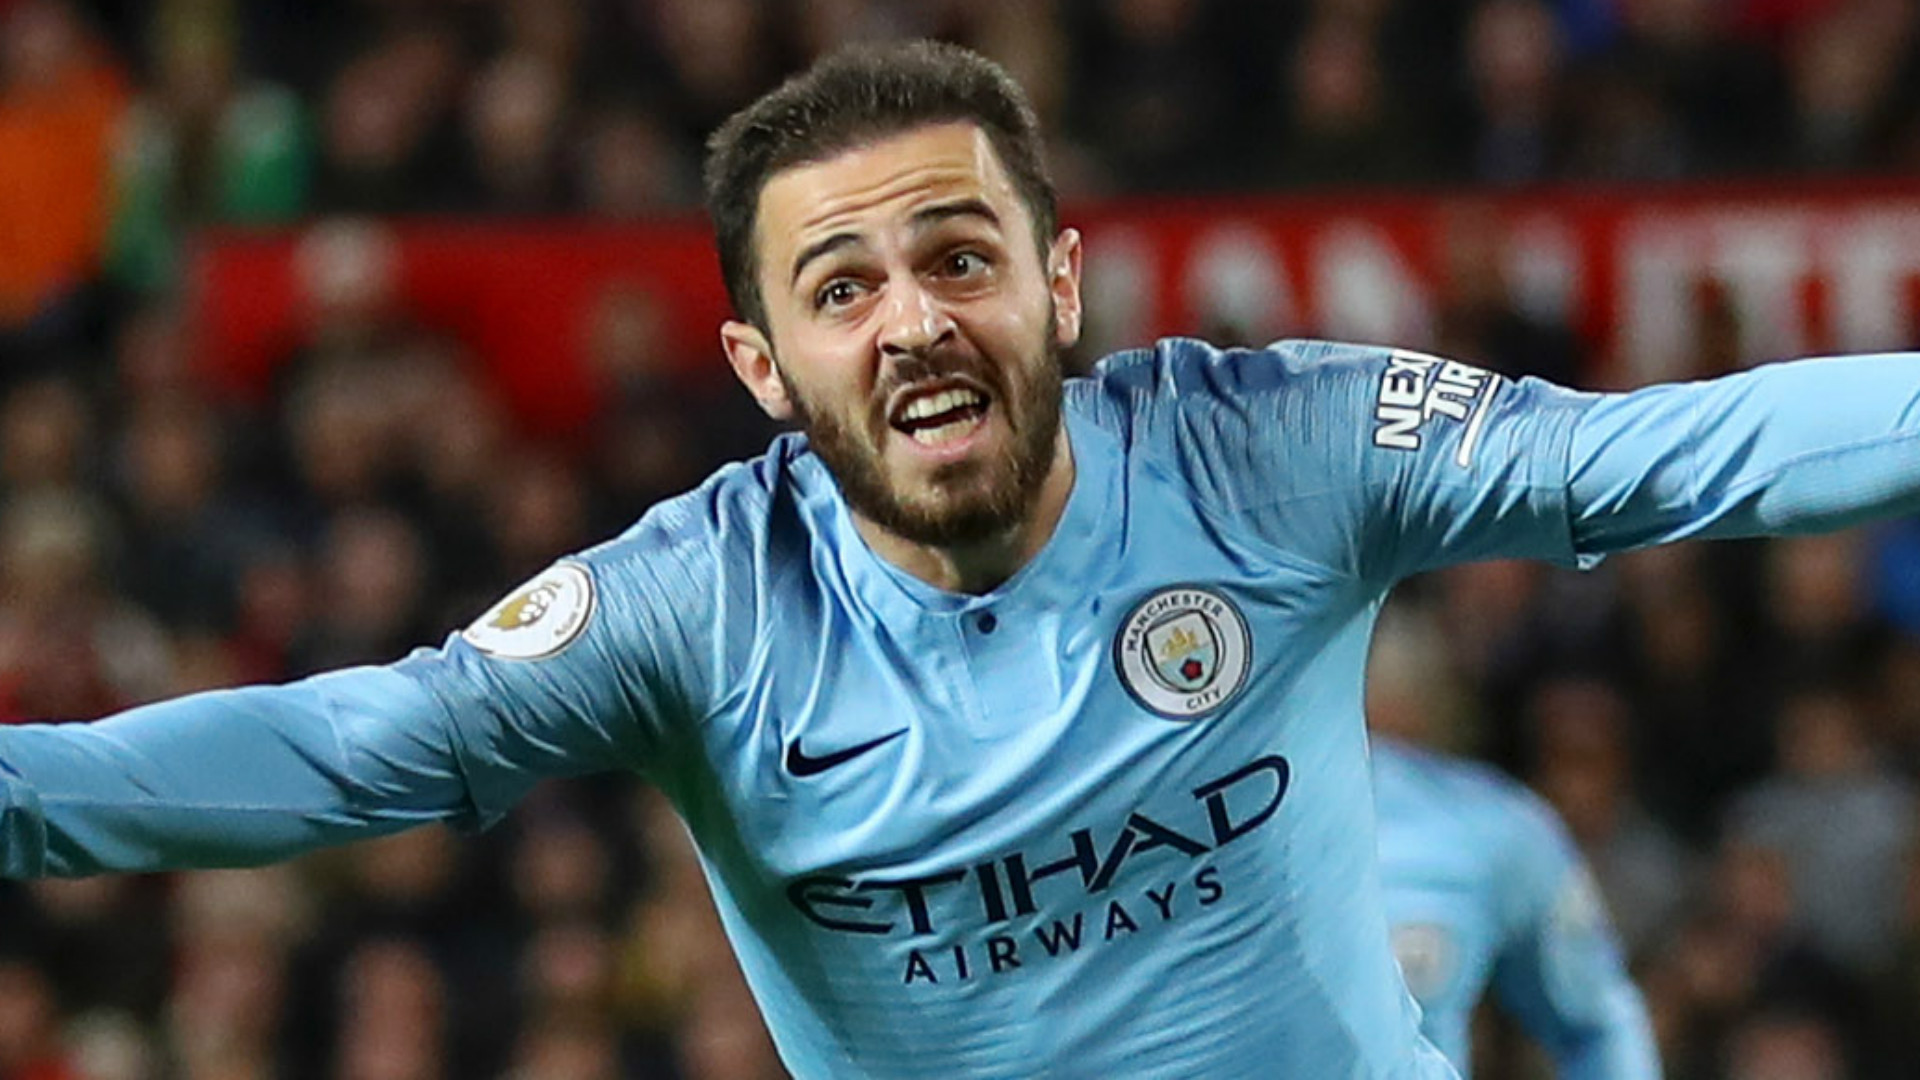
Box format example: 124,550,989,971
784,728,908,778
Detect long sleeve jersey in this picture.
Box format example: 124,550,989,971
4,340,1915,1077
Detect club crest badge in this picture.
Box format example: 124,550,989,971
1114,586,1252,719
1390,922,1458,1000
462,561,595,660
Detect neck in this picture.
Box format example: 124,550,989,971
853,432,1075,595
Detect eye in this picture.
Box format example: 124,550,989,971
815,279,865,312
940,250,988,278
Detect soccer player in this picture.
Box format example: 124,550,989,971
1366,612,1658,1078
1375,737,1658,1078
0,39,1911,1077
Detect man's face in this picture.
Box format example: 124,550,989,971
723,122,1081,546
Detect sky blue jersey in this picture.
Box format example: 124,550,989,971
1374,738,1660,1079
3,340,1918,1078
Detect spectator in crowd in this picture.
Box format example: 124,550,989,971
1782,0,1916,172
1459,0,1567,185
309,27,466,216
0,958,84,1080
617,791,782,1080
1612,541,1774,841
0,489,174,720
1602,0,1790,174
1272,8,1432,188
0,375,97,497
0,0,127,360
283,506,435,677
106,0,309,298
581,280,774,538
1760,532,1892,697
1646,840,1865,1079
503,1012,622,1080
643,0,786,163
1064,0,1246,191
1726,682,1918,979
164,868,308,1080
459,51,570,214
17,873,169,1029
331,937,450,1080
1722,1009,1851,1080
574,100,696,217
110,393,258,632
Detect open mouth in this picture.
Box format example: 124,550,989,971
888,382,992,447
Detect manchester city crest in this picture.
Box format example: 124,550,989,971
1114,586,1252,719
1390,922,1458,1000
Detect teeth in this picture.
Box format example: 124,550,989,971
901,388,983,423
911,421,971,446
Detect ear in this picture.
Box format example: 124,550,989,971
721,320,794,421
1047,228,1085,349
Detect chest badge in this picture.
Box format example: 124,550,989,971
1390,922,1458,1001
1113,586,1252,719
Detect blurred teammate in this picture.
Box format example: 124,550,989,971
1367,612,1658,1079
1376,740,1657,1078
0,40,1915,1078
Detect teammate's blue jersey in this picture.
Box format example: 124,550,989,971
3,340,1918,1078
1374,738,1660,1079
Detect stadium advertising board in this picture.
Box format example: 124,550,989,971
190,181,1920,435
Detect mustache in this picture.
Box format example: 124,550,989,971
875,348,1004,403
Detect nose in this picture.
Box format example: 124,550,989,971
876,276,956,358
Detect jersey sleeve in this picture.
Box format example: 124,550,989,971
1489,798,1662,1080
1343,348,1593,584
1566,353,1920,555
1089,340,1594,587
1237,344,1920,587
0,547,700,878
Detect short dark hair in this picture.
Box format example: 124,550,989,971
703,40,1059,330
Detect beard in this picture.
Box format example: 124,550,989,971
782,328,1065,549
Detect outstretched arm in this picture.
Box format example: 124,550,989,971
0,558,666,877
1335,347,1920,583
0,666,483,876
1568,352,1920,553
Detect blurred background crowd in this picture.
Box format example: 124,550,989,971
2,0,1920,1078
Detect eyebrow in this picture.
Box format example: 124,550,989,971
787,198,1004,288
913,198,1000,233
